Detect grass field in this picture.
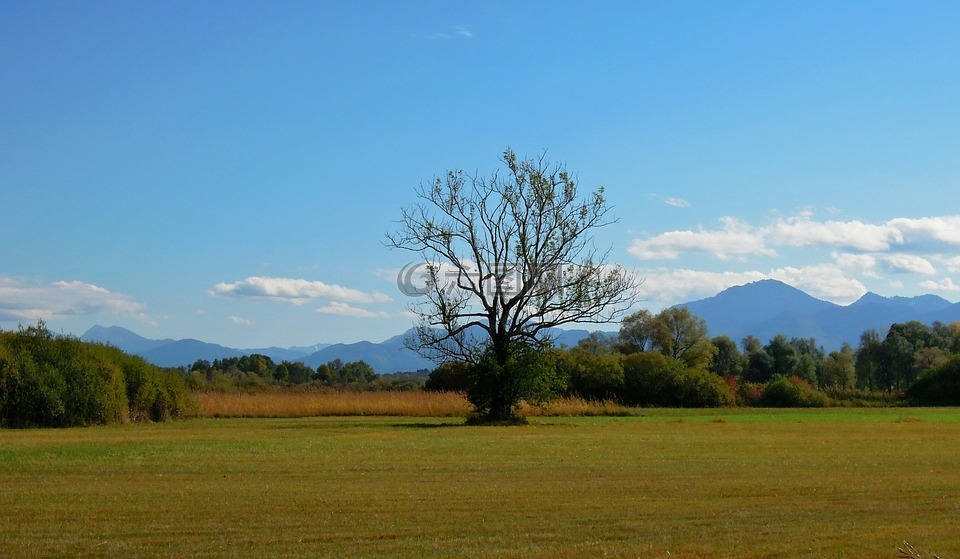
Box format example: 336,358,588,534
2,409,960,558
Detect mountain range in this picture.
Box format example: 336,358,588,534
81,279,960,370
80,324,591,372
682,279,960,350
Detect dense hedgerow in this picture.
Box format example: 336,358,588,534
906,355,960,406
555,351,624,402
621,352,733,408
0,323,193,427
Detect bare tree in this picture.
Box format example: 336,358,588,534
387,148,637,421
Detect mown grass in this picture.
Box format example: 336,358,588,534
2,410,960,558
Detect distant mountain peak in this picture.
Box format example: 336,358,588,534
852,292,885,305
851,291,952,313
685,279,835,318
81,325,173,354
683,281,960,350
727,279,827,300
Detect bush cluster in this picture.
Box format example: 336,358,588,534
431,347,736,409
758,376,829,408
620,352,733,407
906,356,960,406
0,323,192,427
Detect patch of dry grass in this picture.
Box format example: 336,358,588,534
193,389,638,419
193,389,473,418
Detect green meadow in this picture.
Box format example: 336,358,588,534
2,409,960,558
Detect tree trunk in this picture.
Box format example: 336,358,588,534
488,337,511,421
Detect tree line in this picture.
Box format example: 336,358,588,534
426,307,960,408
4,309,959,429
185,355,425,391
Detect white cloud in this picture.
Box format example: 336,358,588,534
920,278,960,293
834,252,881,278
229,316,252,325
630,213,960,264
629,217,775,261
316,302,390,318
768,213,902,251
0,278,155,325
212,276,391,305
890,216,960,245
876,253,936,275
663,197,691,208
944,256,960,273
648,194,692,208
423,25,473,40
836,251,935,276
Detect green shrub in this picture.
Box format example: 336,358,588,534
466,341,562,422
556,351,624,402
0,324,193,427
907,356,960,406
0,327,121,427
424,361,472,393
760,376,829,408
821,387,902,407
621,352,732,408
737,382,766,407
622,352,684,406
0,342,66,427
678,368,735,408
120,354,193,422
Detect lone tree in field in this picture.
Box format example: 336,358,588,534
387,148,637,423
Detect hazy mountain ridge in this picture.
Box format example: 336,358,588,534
81,327,329,369
682,279,959,350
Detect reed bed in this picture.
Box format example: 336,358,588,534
194,389,472,418
524,396,639,417
193,389,635,419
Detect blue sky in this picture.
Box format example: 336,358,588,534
3,1,960,348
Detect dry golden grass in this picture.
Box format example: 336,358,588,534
193,389,637,419
194,389,473,418
524,396,638,417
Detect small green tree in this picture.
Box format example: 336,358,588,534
765,335,799,379
648,307,716,369
340,361,377,384
819,350,855,389
618,309,655,353
709,335,742,378
855,329,882,390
